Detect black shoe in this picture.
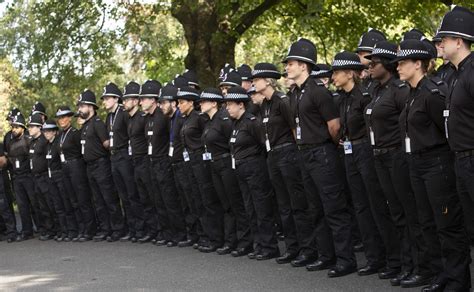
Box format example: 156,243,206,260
55,234,67,242
72,234,82,242
78,235,93,242
120,233,134,242
328,264,357,278
421,282,446,292
16,234,34,242
39,234,55,241
178,239,194,247
353,242,364,252
231,247,253,257
199,245,219,253
107,232,122,242
390,271,411,286
7,235,16,243
291,254,317,267
306,259,336,271
357,263,384,276
247,251,259,259
192,243,200,249
93,233,109,242
275,252,298,264
137,235,153,243
155,239,168,246
256,251,279,261
400,274,433,288
378,266,401,279
166,241,177,247
216,245,233,255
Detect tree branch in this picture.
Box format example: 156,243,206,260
234,0,282,35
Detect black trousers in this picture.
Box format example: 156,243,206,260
13,174,42,235
298,142,355,267
111,149,145,236
150,156,187,243
267,144,315,255
132,156,158,237
190,152,224,247
48,170,78,236
344,142,400,268
408,149,471,291
210,155,252,249
33,173,58,235
86,157,124,234
172,161,201,242
61,159,96,236
0,170,16,237
236,155,278,254
455,153,474,244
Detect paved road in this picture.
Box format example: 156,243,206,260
0,239,428,292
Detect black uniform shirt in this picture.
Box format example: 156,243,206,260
145,106,170,158
3,131,13,155
399,76,448,153
46,136,62,171
202,108,232,156
362,77,379,97
339,85,371,141
230,111,264,160
290,77,339,145
127,110,148,158
364,77,409,148
435,62,455,85
181,110,206,152
170,110,184,163
260,91,296,148
106,105,129,150
6,133,30,175
81,116,109,163
59,127,82,161
446,52,474,152
29,134,48,174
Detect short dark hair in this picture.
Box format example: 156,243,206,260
297,61,312,74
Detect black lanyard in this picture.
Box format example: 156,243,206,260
60,127,71,151
263,99,272,138
342,93,352,139
404,88,417,137
170,110,179,144
229,129,240,156
109,105,120,132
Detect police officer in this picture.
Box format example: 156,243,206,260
31,101,48,122
311,64,333,88
102,82,145,242
219,70,242,96
225,86,279,260
363,40,431,287
182,69,200,90
251,62,316,266
331,51,401,277
236,64,253,91
28,113,58,240
285,38,356,277
0,140,16,242
433,34,455,84
178,86,225,252
159,84,201,247
56,106,97,242
140,80,187,246
199,88,252,256
6,113,41,241
77,89,125,242
122,81,159,243
43,119,79,241
356,28,386,95
396,38,471,292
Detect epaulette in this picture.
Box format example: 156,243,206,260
275,91,287,99
221,116,229,121
332,92,340,98
140,112,147,117
314,79,325,86
392,79,407,88
94,117,101,122
248,116,256,121
430,76,444,86
425,78,444,96
361,90,370,97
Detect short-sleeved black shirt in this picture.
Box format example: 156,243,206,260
170,110,185,163
127,110,148,158
399,76,448,153
364,77,409,148
46,136,62,171
339,85,372,141
446,52,474,152
29,134,48,174
145,106,170,158
106,105,129,151
7,134,30,176
202,108,232,156
260,91,296,148
80,116,109,163
290,77,339,145
180,110,206,152
59,127,82,161
230,111,264,160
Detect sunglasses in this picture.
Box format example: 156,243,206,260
368,61,382,68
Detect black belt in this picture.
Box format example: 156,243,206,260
373,146,400,156
271,142,295,151
409,144,450,156
455,149,474,159
33,171,48,178
110,147,128,156
149,155,168,162
297,142,328,150
61,158,80,164
235,155,259,167
348,138,368,146
85,157,108,165
211,153,230,162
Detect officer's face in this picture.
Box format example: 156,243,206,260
435,42,445,59
123,98,138,112
43,130,56,142
28,125,41,137
102,96,118,111
250,92,265,105
159,100,173,115
226,101,243,119
397,60,418,82
285,60,306,80
78,104,91,119
368,57,386,80
252,78,267,93
57,116,72,129
199,100,216,114
241,80,252,91
357,51,371,66
139,97,155,112
331,70,352,88
220,85,231,96
177,99,193,115
440,37,461,60
11,125,24,137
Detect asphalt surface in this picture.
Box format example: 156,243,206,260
0,238,427,292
